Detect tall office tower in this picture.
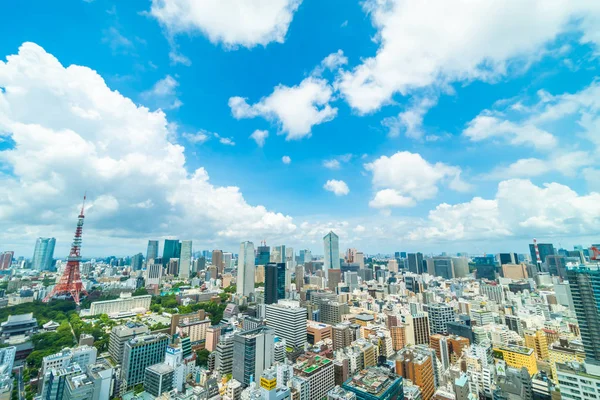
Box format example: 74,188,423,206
223,252,233,269
257,244,271,265
265,303,307,350
323,231,340,280
428,303,456,335
265,263,286,304
346,248,357,263
395,348,435,400
179,240,192,279
237,241,255,297
146,263,163,286
144,363,174,397
215,335,235,376
162,239,181,267
546,255,567,278
271,245,286,263
122,334,169,390
131,253,143,271
320,301,349,325
452,257,469,278
212,250,224,275
408,253,424,274
146,240,159,264
404,313,430,345
567,266,600,364
355,252,365,269
32,237,56,271
432,257,454,279
529,243,555,267
232,326,275,386
498,253,519,265
0,251,13,270
295,265,304,290
333,324,352,350
328,269,342,292
387,259,399,274
109,322,150,364
41,364,85,400
299,249,312,264
167,258,179,276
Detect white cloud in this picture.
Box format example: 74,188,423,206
141,75,182,110
336,0,600,114
250,129,269,147
323,154,352,170
282,155,291,164
485,151,593,179
323,159,340,170
409,179,600,241
463,114,557,149
0,42,295,255
364,151,471,204
149,0,302,48
182,131,209,144
313,50,348,76
382,96,438,139
324,180,349,196
229,77,337,140
102,27,134,54
369,189,415,209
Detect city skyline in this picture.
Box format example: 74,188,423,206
0,2,599,257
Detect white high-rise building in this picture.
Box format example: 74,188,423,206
146,264,163,286
323,231,340,280
179,240,192,279
265,301,307,350
237,241,255,297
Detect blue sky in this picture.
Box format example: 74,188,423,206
1,0,600,257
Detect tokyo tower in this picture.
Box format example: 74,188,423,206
43,195,88,305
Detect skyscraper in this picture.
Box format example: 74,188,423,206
529,243,555,266
146,240,159,264
265,303,307,350
265,263,286,304
257,244,270,265
237,241,255,297
162,239,181,267
232,326,274,386
407,253,423,274
567,266,600,364
131,253,143,271
0,252,13,270
212,250,224,275
179,240,192,279
428,303,455,335
122,334,169,390
323,231,340,280
271,245,285,263
32,237,56,271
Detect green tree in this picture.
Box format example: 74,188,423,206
196,349,210,367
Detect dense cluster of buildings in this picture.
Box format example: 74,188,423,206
1,235,600,400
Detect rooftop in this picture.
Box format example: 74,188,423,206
494,344,534,356
146,362,174,375
343,367,400,397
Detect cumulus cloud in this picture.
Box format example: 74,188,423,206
141,75,183,110
336,0,600,114
229,77,337,140
250,129,269,147
382,96,437,139
369,189,415,209
409,179,600,241
149,0,302,48
323,154,352,169
282,155,291,164
0,42,295,255
484,151,593,179
324,180,349,196
463,114,557,149
364,152,471,206
313,50,348,76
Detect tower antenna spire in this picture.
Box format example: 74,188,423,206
44,194,89,305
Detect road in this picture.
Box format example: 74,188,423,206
16,365,24,400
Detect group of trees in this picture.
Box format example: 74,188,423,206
150,294,228,324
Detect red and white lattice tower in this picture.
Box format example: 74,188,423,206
533,238,542,271
43,196,89,305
